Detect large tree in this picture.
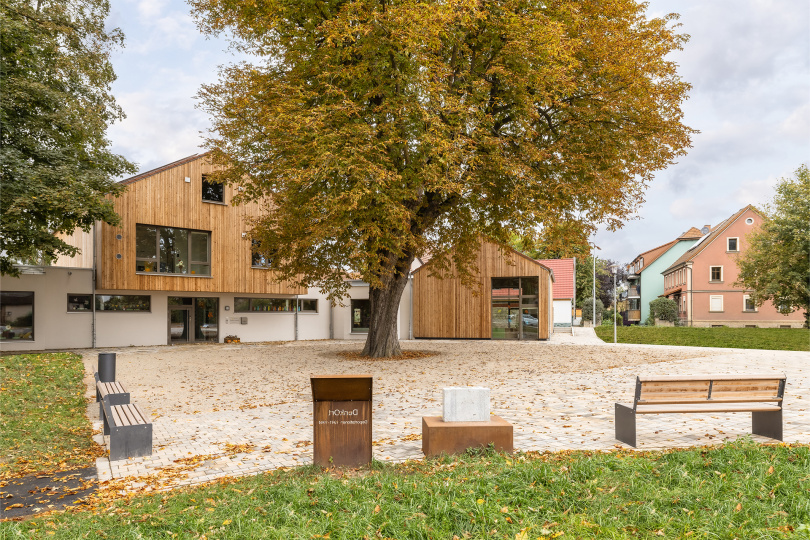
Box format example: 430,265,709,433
0,0,135,276
192,0,694,357
736,165,810,326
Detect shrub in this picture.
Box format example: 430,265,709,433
581,299,605,323
649,297,678,323
603,308,623,326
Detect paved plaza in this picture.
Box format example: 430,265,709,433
84,331,810,492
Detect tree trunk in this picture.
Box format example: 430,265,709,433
362,263,412,358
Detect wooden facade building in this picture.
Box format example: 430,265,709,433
413,241,554,340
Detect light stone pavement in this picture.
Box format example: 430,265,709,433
90,333,810,492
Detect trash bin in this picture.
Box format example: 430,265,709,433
310,374,373,467
98,353,116,382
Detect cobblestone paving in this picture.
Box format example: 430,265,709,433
92,340,810,492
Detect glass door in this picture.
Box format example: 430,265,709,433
195,298,219,342
491,278,520,340
169,307,190,343
491,277,540,340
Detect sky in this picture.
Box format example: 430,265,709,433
106,0,810,265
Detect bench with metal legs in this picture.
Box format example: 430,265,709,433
615,374,786,447
100,396,152,461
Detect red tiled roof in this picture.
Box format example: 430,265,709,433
535,258,574,300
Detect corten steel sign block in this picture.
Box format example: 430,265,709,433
311,375,373,467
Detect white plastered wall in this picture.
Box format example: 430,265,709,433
0,267,94,352
553,299,572,325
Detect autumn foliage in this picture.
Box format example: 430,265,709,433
191,0,694,356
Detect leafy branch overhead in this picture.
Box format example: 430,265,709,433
192,0,694,292
0,0,136,275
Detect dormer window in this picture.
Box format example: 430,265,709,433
202,175,224,203
727,237,738,252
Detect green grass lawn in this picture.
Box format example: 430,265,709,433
595,326,810,351
2,440,808,538
0,352,102,478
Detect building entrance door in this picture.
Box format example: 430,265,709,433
169,307,190,343
168,297,219,344
491,277,540,340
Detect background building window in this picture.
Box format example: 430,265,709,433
709,295,723,312
1,291,34,340
710,266,723,282
351,299,371,333
68,294,93,312
743,295,757,312
136,224,211,276
727,237,738,251
95,295,151,312
202,174,224,203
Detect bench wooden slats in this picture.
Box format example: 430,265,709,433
132,403,149,424
634,403,782,414
111,404,125,427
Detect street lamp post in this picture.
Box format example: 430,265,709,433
609,264,618,344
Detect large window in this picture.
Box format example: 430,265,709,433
136,224,211,276
234,298,318,313
96,295,151,312
202,175,224,203
1,291,34,341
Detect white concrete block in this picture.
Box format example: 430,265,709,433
443,387,490,422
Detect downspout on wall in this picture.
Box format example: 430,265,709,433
92,223,97,348
294,294,299,340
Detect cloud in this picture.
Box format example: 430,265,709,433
136,0,169,19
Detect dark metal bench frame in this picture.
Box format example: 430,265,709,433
615,374,786,447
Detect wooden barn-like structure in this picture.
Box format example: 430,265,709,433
413,241,554,340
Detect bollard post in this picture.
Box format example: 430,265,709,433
98,353,116,382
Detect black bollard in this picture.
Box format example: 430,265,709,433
98,353,116,382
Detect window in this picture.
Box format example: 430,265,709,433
95,295,151,312
201,175,224,203
709,295,723,312
297,299,318,313
743,295,757,312
251,240,272,268
235,298,290,312
68,294,93,312
681,296,686,312
628,298,640,310
745,217,754,225
727,237,738,252
1,291,34,340
710,266,723,282
351,299,371,333
136,224,211,276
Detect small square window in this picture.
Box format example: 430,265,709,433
743,295,757,312
710,266,722,282
727,237,738,251
68,294,93,312
709,295,723,312
202,175,224,203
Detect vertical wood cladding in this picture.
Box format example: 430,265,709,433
98,154,304,294
413,241,553,339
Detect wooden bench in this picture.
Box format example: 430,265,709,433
101,399,153,461
94,373,130,420
615,374,786,447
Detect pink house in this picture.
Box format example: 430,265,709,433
661,205,804,328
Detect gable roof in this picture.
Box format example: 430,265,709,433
662,205,760,274
629,239,678,273
119,152,211,186
535,258,574,299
